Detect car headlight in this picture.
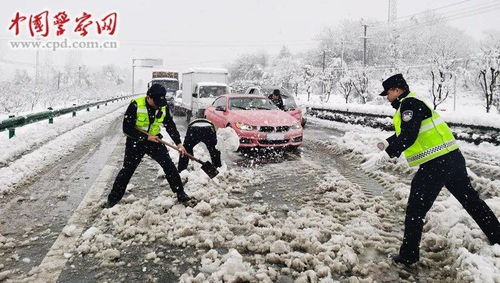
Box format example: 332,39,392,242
235,122,256,131
290,122,301,129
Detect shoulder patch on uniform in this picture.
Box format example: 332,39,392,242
402,110,413,122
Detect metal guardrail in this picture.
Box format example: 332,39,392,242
0,94,139,138
307,107,500,146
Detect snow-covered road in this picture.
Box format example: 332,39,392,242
0,115,498,282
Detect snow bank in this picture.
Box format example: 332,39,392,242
302,99,500,129
0,101,128,194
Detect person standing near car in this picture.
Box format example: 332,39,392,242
178,118,221,172
107,84,192,207
268,89,285,110
361,73,500,267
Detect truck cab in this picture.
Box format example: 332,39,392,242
148,71,179,115
181,68,230,121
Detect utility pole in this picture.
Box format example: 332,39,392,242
132,59,135,94
321,50,326,96
340,40,345,72
322,50,326,72
362,24,368,67
388,0,397,24
453,75,457,111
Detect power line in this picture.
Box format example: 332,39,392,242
372,0,499,30
396,0,475,20
396,2,500,32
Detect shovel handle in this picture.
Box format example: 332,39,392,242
135,128,202,164
158,139,202,163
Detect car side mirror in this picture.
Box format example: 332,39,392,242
215,106,225,112
192,93,197,98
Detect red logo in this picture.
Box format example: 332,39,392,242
8,11,118,37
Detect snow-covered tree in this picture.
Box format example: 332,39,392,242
338,72,354,104
299,64,317,101
351,68,371,104
477,31,500,113
429,56,455,110
319,68,341,102
228,53,268,81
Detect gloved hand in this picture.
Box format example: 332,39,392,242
376,140,389,151
361,151,391,171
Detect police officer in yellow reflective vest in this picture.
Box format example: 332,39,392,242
107,84,191,207
362,74,500,267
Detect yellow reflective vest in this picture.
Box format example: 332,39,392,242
133,96,166,136
393,92,458,167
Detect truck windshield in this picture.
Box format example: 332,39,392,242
199,86,227,98
152,80,179,91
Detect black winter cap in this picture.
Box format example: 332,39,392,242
379,74,408,96
147,84,168,107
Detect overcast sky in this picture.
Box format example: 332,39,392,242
1,0,499,82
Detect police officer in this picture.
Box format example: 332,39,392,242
178,118,221,172
362,74,500,267
268,89,285,110
107,84,191,207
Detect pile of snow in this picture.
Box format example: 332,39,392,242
216,127,240,152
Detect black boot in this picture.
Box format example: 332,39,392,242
176,191,192,203
392,254,417,267
103,200,118,209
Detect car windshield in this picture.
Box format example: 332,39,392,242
260,88,297,110
229,97,278,110
199,86,227,98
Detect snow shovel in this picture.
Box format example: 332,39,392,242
135,128,219,178
158,139,219,178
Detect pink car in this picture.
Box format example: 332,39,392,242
205,95,304,148
245,86,306,127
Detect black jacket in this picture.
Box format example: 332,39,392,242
268,94,285,110
385,91,432,158
123,101,182,145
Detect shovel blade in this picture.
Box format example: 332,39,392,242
201,161,219,178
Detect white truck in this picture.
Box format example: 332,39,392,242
180,68,230,121
148,71,179,114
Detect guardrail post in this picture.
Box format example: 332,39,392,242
72,104,77,117
8,115,15,138
48,107,54,124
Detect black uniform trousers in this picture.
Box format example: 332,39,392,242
178,126,221,172
108,137,183,205
400,149,500,262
